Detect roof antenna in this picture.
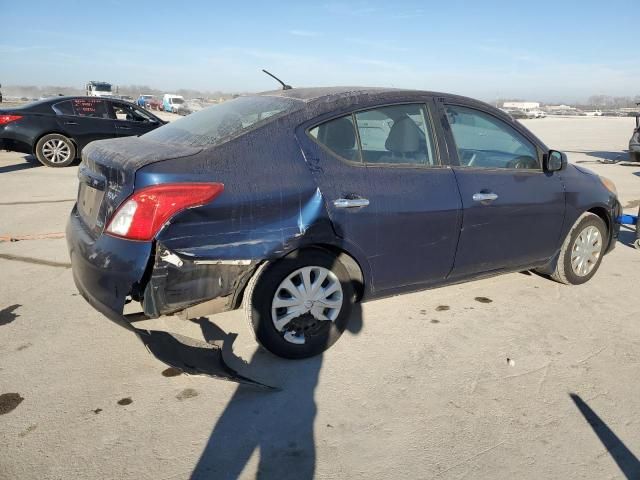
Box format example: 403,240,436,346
262,69,292,90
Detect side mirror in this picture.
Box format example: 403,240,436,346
545,150,567,172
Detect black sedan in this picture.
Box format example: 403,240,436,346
67,87,621,362
0,96,165,167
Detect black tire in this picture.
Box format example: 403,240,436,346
244,249,355,359
35,133,76,167
631,152,640,163
550,212,607,285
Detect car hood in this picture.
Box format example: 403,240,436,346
572,164,598,177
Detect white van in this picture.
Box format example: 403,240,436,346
163,94,185,113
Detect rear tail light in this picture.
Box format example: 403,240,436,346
105,183,224,241
0,115,23,126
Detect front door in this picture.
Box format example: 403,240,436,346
438,102,565,277
297,102,462,292
110,101,160,137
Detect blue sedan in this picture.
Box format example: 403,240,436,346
66,87,621,360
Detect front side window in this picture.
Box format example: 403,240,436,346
309,103,438,166
444,105,539,169
111,102,154,122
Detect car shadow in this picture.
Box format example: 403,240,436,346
569,393,640,479
617,227,638,249
190,289,364,479
0,154,42,173
565,150,637,164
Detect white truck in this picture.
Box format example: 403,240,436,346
85,81,113,97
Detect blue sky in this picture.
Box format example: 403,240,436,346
1,0,638,101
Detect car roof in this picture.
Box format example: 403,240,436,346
256,86,460,102
255,86,501,119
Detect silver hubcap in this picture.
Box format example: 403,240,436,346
571,225,603,277
271,266,343,345
42,139,71,164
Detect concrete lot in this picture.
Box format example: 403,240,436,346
1,117,639,479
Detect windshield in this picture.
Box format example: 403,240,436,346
94,84,111,92
144,95,303,147
171,98,184,104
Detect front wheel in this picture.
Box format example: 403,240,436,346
549,212,607,285
35,133,76,167
244,250,354,359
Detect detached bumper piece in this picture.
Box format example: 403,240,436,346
120,313,275,389
131,321,276,389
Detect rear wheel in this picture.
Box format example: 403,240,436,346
550,213,607,285
244,250,354,359
35,134,76,167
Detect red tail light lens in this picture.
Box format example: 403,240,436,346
0,115,23,125
105,183,224,241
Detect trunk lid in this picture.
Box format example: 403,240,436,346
76,136,201,236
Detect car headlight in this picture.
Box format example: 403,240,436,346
599,176,618,196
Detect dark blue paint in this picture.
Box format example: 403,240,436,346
66,87,621,325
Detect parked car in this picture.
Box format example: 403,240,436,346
163,94,185,113
501,108,528,120
630,108,640,162
137,94,154,109
67,87,621,360
0,96,165,167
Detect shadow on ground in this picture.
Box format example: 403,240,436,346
189,301,364,479
570,393,640,479
0,304,21,326
617,227,639,249
0,155,41,173
565,150,637,164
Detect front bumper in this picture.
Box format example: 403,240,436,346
66,207,152,329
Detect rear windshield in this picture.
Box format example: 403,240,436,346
144,95,303,146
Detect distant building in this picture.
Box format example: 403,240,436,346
545,104,577,112
503,101,540,111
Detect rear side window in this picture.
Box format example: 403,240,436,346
309,103,438,166
444,105,539,170
144,95,303,147
355,104,436,165
309,115,360,162
53,99,111,119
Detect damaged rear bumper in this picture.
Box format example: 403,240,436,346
67,207,257,325
142,243,257,319
67,207,152,329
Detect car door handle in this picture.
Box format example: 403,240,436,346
472,192,498,202
334,198,370,208
115,125,131,130
64,121,78,125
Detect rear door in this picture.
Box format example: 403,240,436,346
109,101,160,137
297,101,462,293
437,101,565,277
53,98,116,151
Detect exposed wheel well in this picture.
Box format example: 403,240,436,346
587,206,611,242
305,244,365,301
234,245,366,309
